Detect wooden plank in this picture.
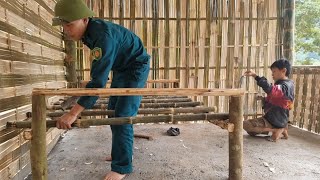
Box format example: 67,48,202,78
0,95,31,113
0,109,16,131
32,88,245,96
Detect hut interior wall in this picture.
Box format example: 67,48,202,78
78,0,285,116
0,0,66,179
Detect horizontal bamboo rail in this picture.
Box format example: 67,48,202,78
49,101,202,110
32,88,245,96
46,107,216,117
95,98,192,104
8,113,229,128
25,88,244,180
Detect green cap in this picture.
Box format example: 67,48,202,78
52,0,95,26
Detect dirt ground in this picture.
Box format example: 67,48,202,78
28,122,320,180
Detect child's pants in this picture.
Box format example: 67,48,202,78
243,117,274,136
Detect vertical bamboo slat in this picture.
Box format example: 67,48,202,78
119,0,124,26
64,40,77,88
185,0,190,87
308,69,317,131
130,0,135,32
283,0,295,63
152,0,159,82
214,1,222,112
175,0,181,83
226,0,235,89
293,68,300,124
164,0,170,86
299,69,308,128
203,0,211,106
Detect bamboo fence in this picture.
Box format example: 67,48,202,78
291,66,320,134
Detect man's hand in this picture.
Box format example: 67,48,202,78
56,113,77,129
243,70,257,78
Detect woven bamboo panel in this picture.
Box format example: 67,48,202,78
0,0,66,179
77,0,284,115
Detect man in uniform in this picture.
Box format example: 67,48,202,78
52,0,150,179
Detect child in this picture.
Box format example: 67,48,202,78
243,59,294,142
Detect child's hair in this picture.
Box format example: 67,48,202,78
270,59,291,77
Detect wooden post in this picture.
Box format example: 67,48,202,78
30,94,48,180
64,39,77,88
283,0,295,63
229,96,243,180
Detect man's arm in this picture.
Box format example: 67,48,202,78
57,35,119,129
77,35,119,109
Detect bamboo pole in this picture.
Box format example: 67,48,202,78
100,17,280,21
142,0,148,51
152,0,159,82
32,88,245,96
229,96,243,180
46,107,217,117
95,98,193,104
308,69,317,131
283,0,295,63
293,68,301,125
9,113,229,128
185,0,190,87
203,0,211,106
130,0,135,32
64,39,77,88
49,101,202,110
30,94,47,180
142,95,188,99
175,0,181,83
300,69,308,128
164,0,170,85
119,0,124,26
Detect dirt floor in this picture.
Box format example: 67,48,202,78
28,122,320,180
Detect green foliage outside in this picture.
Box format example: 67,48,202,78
295,0,320,65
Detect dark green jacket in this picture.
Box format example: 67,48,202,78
78,18,150,109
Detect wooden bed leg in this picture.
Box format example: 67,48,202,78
30,94,48,180
229,96,243,180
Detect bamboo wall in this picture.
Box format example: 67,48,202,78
78,0,285,114
0,0,66,179
291,66,320,134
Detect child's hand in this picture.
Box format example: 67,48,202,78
256,95,264,100
243,70,257,78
